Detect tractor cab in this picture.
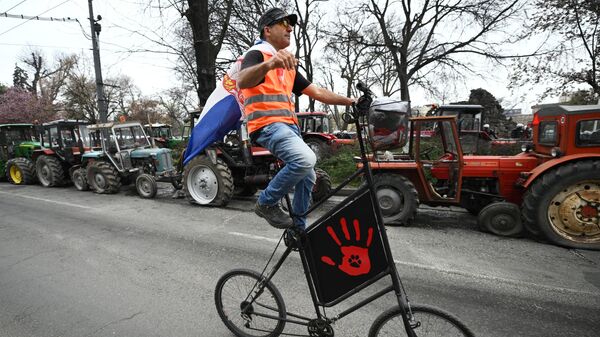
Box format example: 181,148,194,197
529,104,600,158
37,119,90,165
297,111,331,133
433,104,491,154
144,123,182,149
0,123,39,159
86,122,153,173
0,124,41,184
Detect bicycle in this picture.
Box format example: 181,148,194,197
214,83,475,337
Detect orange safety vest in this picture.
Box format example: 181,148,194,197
241,51,297,134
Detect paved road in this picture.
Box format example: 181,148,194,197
0,183,599,337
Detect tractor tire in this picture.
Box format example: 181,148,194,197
477,202,523,237
305,138,328,161
522,160,600,250
371,173,419,225
183,155,234,206
6,158,36,185
312,168,332,203
136,173,157,198
87,161,121,194
36,155,65,187
71,168,89,191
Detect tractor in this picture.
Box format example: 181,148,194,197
296,111,355,160
78,121,179,198
430,104,493,154
144,123,184,149
32,119,91,187
0,123,40,185
357,86,600,250
181,111,332,207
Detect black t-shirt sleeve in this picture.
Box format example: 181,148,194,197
240,50,264,70
293,72,311,96
240,50,311,94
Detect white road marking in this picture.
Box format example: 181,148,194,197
228,231,280,243
392,259,600,297
0,191,92,210
227,231,600,298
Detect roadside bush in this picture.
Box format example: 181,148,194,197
317,144,361,186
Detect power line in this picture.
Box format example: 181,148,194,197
0,0,73,37
3,0,27,13
0,12,78,22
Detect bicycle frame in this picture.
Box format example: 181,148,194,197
238,89,419,336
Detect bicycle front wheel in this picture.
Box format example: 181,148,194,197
368,304,474,337
215,269,286,337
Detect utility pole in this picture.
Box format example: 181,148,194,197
87,0,108,123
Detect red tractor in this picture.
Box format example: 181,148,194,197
360,89,600,250
296,111,355,160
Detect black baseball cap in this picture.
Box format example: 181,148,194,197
258,8,297,34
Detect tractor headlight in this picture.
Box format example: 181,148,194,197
551,147,563,157
520,143,532,152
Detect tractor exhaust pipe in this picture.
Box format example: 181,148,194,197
244,174,270,185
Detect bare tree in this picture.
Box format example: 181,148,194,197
510,0,600,100
292,0,327,111
321,7,376,129
17,49,77,103
62,60,143,123
364,0,523,100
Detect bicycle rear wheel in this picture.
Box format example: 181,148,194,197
215,269,286,337
368,304,474,337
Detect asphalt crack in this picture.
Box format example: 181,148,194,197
86,311,143,336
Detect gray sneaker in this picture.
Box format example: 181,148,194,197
255,202,293,229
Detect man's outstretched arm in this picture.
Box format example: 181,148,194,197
302,84,354,106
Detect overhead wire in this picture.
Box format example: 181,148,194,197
2,0,27,13
0,0,72,37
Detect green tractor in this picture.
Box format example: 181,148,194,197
32,119,91,187
144,123,184,149
0,123,41,185
79,121,179,198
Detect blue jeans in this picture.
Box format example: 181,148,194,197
255,122,316,229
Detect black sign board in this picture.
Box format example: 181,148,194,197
303,190,390,306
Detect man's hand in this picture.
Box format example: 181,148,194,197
268,50,298,70
345,97,357,106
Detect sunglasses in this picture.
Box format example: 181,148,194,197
270,18,294,28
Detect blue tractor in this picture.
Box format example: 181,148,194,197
77,121,179,198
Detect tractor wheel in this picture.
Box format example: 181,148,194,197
371,173,419,225
87,161,121,194
183,155,234,206
136,173,157,198
312,168,332,203
36,155,65,187
6,158,36,185
305,138,328,161
477,202,523,237
234,185,258,197
71,168,89,191
522,160,600,250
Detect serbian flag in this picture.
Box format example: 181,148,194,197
183,41,277,165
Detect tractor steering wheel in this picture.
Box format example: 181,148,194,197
420,147,434,160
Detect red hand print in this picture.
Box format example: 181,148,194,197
320,217,373,276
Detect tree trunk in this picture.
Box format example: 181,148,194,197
185,0,216,106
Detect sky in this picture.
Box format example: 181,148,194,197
0,0,554,114
0,0,181,95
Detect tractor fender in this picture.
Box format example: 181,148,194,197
304,134,335,144
521,153,600,189
68,164,82,177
